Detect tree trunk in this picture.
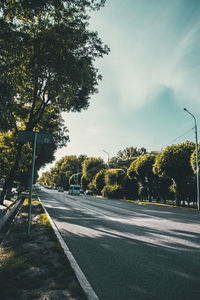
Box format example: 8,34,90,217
0,143,23,205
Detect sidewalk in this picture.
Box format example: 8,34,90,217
0,198,87,300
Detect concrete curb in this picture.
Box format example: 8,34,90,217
39,197,99,300
122,199,199,211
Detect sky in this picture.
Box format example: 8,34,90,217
40,0,200,175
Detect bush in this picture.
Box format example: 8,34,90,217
101,184,124,199
121,175,138,199
105,169,125,186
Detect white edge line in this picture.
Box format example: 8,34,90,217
38,197,99,300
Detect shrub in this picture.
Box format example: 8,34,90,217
101,184,124,199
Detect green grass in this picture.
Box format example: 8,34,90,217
0,198,87,299
28,290,41,299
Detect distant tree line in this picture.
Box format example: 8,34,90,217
39,143,199,208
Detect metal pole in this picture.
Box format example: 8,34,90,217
103,150,110,169
27,128,37,235
184,108,200,210
194,121,200,210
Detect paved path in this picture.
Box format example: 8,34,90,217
39,188,200,300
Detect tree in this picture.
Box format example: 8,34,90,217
101,184,124,199
80,175,88,191
117,146,147,159
93,169,106,194
109,146,147,170
104,169,125,186
121,175,138,199
0,108,68,193
69,173,82,186
153,142,195,206
39,155,86,189
82,157,105,183
0,1,109,203
190,145,200,174
128,154,156,201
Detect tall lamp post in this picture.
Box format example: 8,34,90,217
184,108,200,210
103,150,110,169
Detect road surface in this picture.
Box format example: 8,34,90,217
38,188,200,300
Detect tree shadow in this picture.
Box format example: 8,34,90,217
43,200,200,300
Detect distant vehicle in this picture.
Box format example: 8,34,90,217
84,190,94,196
58,187,64,192
33,184,41,191
68,185,80,196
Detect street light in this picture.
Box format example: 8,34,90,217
184,108,200,210
102,150,110,169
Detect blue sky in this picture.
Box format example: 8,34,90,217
40,0,200,174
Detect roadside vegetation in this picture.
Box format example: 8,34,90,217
0,1,198,210
0,0,109,204
0,198,86,300
39,143,199,208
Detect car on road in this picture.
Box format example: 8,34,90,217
33,184,41,191
84,190,94,196
58,187,64,192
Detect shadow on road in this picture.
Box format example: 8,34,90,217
42,198,200,300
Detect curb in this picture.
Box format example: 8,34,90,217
39,197,99,300
122,199,198,211
96,195,198,211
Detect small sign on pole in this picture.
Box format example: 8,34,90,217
18,131,53,144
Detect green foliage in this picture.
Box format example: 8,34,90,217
127,159,138,180
82,157,105,182
153,142,194,180
69,173,82,186
190,146,200,174
153,142,195,204
81,175,90,191
127,154,156,201
0,1,109,131
121,175,138,199
117,146,147,159
0,0,109,202
105,169,125,186
101,184,124,199
39,155,86,188
93,169,106,194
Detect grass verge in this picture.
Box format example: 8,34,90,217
0,198,87,300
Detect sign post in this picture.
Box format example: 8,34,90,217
27,128,37,236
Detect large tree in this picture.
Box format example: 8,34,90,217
127,154,156,201
82,157,105,183
153,142,195,206
0,109,69,194
0,0,109,203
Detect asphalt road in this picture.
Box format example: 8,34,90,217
38,188,200,300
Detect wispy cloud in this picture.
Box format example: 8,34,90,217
91,0,200,111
